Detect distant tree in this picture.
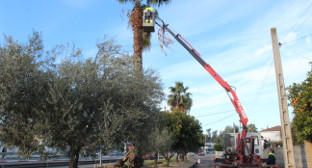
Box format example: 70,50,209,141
247,123,258,132
288,64,312,167
211,130,219,143
167,82,193,114
162,111,203,162
206,128,212,142
148,128,173,167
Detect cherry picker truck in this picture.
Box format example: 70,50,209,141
142,8,279,168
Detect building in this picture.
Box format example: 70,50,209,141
201,142,215,154
260,125,281,142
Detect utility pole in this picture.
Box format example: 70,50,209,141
270,28,296,168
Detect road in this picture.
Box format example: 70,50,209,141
195,154,216,168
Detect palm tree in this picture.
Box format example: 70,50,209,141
117,0,171,72
167,82,193,114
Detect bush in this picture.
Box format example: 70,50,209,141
214,143,223,151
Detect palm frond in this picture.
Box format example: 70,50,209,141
147,0,172,7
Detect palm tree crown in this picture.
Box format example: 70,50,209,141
167,82,192,114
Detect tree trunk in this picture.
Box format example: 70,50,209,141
175,152,179,162
69,146,81,168
131,0,143,72
180,152,185,161
161,152,173,167
304,140,312,168
166,157,170,167
153,152,158,168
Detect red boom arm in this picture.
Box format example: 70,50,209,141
155,18,249,139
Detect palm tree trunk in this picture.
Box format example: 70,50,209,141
304,140,312,168
131,0,143,72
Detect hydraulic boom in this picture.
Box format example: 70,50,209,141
142,12,278,167
155,17,249,138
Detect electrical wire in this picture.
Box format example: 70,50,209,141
283,32,312,44
202,113,236,126
283,45,312,61
194,109,235,118
283,0,312,43
251,59,274,109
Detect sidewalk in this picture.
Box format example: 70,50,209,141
142,159,197,168
96,158,198,168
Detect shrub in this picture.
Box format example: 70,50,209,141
214,143,223,151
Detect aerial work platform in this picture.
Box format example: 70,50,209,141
142,6,157,32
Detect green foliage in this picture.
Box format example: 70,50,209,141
214,143,223,151
161,111,203,154
288,66,312,143
148,128,172,155
247,123,258,132
147,128,172,167
0,31,47,158
167,82,193,114
0,33,164,168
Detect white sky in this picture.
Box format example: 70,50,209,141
0,0,311,133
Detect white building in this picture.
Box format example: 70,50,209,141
201,142,215,153
260,125,281,142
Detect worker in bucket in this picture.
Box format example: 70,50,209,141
143,6,156,23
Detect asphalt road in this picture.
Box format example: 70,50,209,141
195,154,216,168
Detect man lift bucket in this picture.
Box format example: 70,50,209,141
143,6,157,32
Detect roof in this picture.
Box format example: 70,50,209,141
260,125,281,132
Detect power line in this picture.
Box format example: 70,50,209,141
203,113,236,126
194,109,234,118
252,59,274,108
283,45,312,61
283,0,312,43
283,32,312,44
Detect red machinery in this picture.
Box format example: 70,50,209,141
143,14,279,168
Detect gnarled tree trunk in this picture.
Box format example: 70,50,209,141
69,146,82,168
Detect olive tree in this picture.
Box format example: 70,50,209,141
0,33,164,168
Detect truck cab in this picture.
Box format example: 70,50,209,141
224,132,264,158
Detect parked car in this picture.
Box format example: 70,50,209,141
143,154,154,159
197,153,205,156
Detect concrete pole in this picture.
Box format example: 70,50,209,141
270,28,296,168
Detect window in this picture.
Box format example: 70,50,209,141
252,136,259,146
230,136,235,146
